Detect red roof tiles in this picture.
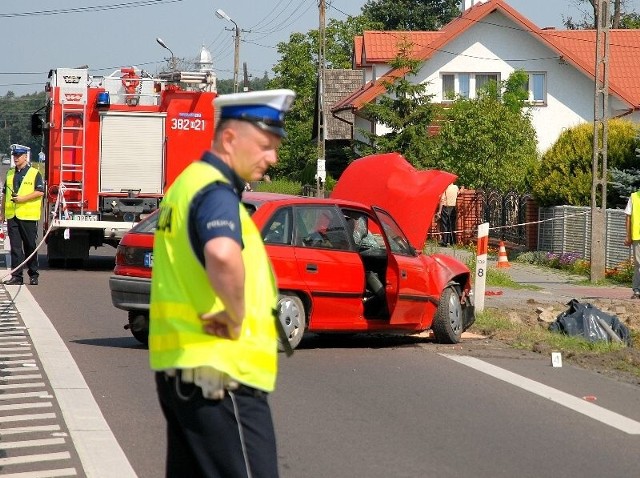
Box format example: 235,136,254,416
335,0,640,113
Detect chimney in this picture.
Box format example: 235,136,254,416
461,0,488,13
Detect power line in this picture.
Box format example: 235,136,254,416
0,0,184,18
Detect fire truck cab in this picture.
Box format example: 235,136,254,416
32,66,217,266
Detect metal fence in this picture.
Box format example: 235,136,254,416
537,206,631,269
477,190,531,244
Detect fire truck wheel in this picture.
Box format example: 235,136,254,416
432,285,463,344
128,311,149,346
276,293,306,351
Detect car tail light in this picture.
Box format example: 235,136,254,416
115,244,151,267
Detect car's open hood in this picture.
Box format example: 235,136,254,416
331,152,456,250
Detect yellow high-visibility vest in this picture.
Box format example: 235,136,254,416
631,191,640,241
149,161,278,392
4,167,42,220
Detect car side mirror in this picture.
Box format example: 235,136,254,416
31,113,44,136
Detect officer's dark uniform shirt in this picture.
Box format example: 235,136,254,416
4,164,45,202
188,152,246,266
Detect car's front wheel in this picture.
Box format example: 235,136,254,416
276,294,306,351
432,285,463,344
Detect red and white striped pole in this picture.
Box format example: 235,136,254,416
474,222,489,313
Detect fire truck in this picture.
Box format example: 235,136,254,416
31,66,217,265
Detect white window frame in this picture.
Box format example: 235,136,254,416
441,72,501,101
527,72,547,105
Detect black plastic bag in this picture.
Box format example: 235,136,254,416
549,299,631,346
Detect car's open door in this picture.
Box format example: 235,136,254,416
373,207,436,325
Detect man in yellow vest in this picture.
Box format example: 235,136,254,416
149,89,295,477
0,145,44,286
624,191,640,298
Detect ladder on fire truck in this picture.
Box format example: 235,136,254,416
58,99,87,216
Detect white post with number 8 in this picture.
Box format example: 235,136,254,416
474,222,489,313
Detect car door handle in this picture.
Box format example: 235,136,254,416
400,269,407,279
306,263,318,273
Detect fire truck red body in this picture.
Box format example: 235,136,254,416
33,67,217,265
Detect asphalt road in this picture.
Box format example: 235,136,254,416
21,250,640,477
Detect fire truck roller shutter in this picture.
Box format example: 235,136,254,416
99,112,166,194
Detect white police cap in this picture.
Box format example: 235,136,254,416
10,144,30,156
215,89,296,138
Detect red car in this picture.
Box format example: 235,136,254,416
110,153,475,348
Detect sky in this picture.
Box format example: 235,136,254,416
1,0,640,97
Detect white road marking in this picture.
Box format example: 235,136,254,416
1,373,43,380
12,284,138,477
442,354,640,435
0,391,52,400
0,382,46,390
0,451,71,466
0,402,53,411
0,438,65,449
0,353,33,358
1,467,77,478
0,424,61,435
0,413,57,423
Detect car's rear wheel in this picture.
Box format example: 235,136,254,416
432,285,463,344
128,311,149,346
276,294,306,351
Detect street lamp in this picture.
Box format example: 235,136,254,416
156,37,176,72
215,8,240,93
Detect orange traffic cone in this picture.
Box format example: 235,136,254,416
497,241,510,268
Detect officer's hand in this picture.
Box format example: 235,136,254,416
201,310,242,340
624,238,632,247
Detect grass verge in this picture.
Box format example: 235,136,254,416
471,309,640,379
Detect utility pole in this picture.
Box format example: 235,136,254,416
216,9,244,93
243,62,250,92
590,0,610,281
316,0,327,197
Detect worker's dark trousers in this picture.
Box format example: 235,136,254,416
155,372,279,478
7,218,38,279
439,206,457,246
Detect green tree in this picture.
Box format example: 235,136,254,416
0,91,47,156
564,0,640,29
361,0,459,30
435,71,537,193
531,119,638,206
356,40,438,168
268,16,374,180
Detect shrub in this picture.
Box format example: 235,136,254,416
532,119,639,206
253,179,303,195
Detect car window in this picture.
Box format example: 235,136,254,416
242,202,258,216
343,209,384,250
374,208,414,256
294,206,351,251
263,207,292,245
132,211,159,234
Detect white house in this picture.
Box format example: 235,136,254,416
333,0,640,153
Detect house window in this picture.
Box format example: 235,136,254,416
475,73,499,93
442,74,455,100
459,73,470,98
441,73,500,101
530,73,546,104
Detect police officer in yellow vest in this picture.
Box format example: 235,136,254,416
150,89,295,478
1,145,44,286
624,191,640,298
